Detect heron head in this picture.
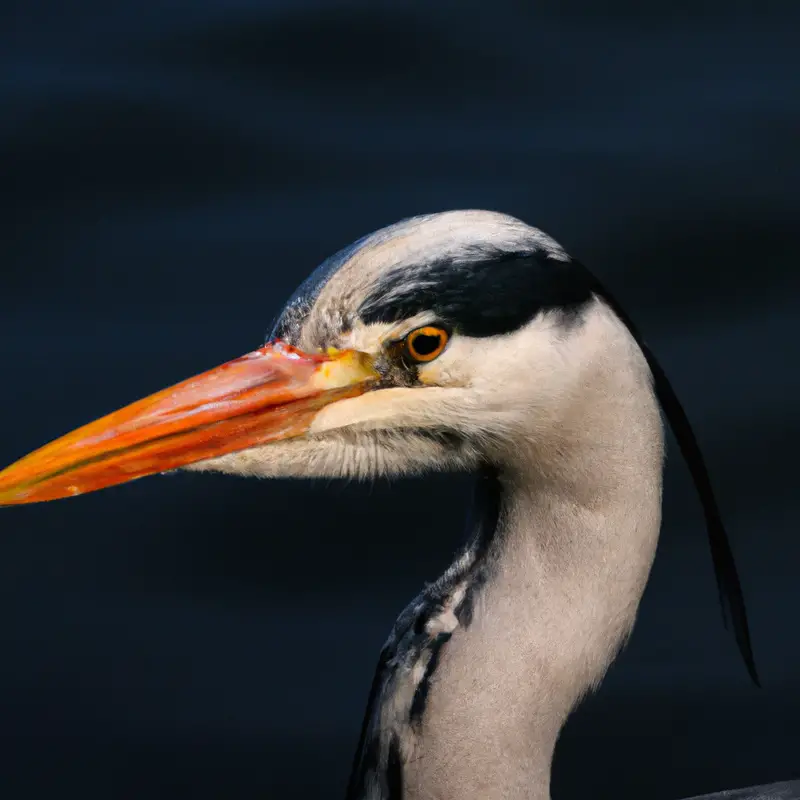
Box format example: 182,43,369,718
0,210,647,502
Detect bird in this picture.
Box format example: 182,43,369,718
0,209,795,800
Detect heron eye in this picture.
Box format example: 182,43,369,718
405,326,449,362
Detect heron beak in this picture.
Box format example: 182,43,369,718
0,342,379,507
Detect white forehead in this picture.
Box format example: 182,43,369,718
322,210,567,295
345,209,564,266
283,210,569,349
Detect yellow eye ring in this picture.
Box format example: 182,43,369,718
405,326,449,362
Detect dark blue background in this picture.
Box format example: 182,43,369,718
1,2,798,798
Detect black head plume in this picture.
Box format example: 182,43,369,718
578,262,760,687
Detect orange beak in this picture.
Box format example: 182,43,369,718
0,342,379,507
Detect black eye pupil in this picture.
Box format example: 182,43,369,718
411,333,441,356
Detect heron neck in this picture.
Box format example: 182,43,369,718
404,366,664,799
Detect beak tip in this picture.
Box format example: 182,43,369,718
0,476,31,506
0,491,22,507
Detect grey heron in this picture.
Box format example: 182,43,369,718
0,210,794,800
